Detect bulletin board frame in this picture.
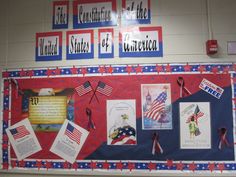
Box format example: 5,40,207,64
1,62,236,175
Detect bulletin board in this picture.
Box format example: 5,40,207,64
1,63,236,175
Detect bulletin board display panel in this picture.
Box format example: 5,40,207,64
1,63,236,174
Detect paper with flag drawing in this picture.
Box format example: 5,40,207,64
107,100,137,145
179,102,211,149
50,119,89,163
6,118,42,160
141,84,172,130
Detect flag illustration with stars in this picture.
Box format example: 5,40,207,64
110,125,136,145
10,125,30,140
65,123,82,144
97,81,113,96
144,91,167,120
75,81,92,96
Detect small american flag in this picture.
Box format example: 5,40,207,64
75,81,92,96
144,91,167,120
186,105,204,125
65,123,82,144
97,81,112,96
10,125,30,140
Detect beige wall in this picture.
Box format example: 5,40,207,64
0,0,236,176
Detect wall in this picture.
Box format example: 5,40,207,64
0,0,236,176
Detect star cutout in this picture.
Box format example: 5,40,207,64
116,161,123,170
103,161,109,170
55,67,61,75
156,64,163,73
217,163,225,173
36,160,41,170
179,164,186,172
3,109,10,119
45,161,52,170
222,66,230,74
126,65,133,74
2,143,8,149
11,160,17,169
2,71,9,78
90,161,97,170
27,70,34,77
135,65,143,74
64,161,70,169
165,64,172,72
233,63,236,71
80,68,87,76
188,162,196,172
166,159,173,168
2,134,8,141
2,162,9,170
208,162,215,172
198,65,206,73
19,160,25,167
184,63,191,72
3,89,9,96
211,66,219,75
99,66,106,75
20,69,25,77
107,65,113,74
128,162,135,171
72,162,78,170
4,80,10,87
148,162,156,171
47,69,53,77
71,66,78,74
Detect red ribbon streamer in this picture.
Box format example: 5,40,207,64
218,128,229,150
86,108,95,130
152,132,163,155
177,77,191,98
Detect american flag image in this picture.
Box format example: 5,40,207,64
75,81,92,96
97,81,112,96
10,125,30,140
186,105,204,125
111,125,136,145
144,91,167,120
65,123,82,144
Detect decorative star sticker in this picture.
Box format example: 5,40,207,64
135,65,143,74
20,69,25,77
116,161,123,170
36,160,41,170
3,109,10,119
148,162,156,171
27,70,34,77
72,162,78,170
99,66,106,75
126,65,133,74
47,68,53,77
103,161,110,170
165,64,172,72
90,161,97,170
2,162,9,170
11,160,17,169
198,65,206,74
55,67,61,75
2,71,9,78
188,162,196,172
128,162,135,171
3,89,9,96
155,64,163,73
80,68,87,76
184,63,191,72
217,163,225,173
71,66,78,74
166,159,174,168
211,66,219,75
45,161,52,170
2,134,8,141
208,162,215,172
19,160,25,167
107,65,113,74
4,80,10,87
222,66,230,74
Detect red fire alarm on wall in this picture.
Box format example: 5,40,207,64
206,40,218,55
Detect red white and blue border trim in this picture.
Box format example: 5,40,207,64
35,32,62,61
98,28,114,59
52,1,69,29
122,0,151,25
66,30,94,60
1,63,236,173
73,0,117,29
119,27,163,58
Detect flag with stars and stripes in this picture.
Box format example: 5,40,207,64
186,105,204,125
10,125,30,140
110,125,136,145
65,123,82,144
97,81,113,96
144,91,167,121
75,81,92,96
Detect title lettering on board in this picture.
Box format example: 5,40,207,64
73,0,117,28
53,1,69,29
98,28,114,58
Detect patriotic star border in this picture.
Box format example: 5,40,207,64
1,62,236,173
